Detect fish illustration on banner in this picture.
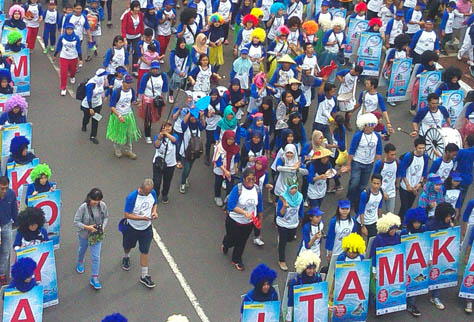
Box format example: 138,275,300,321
294,281,328,322
2,286,43,322
345,19,368,58
441,90,464,126
16,240,59,307
1,26,27,45
357,32,383,76
0,93,12,112
429,226,460,290
402,232,430,296
7,158,39,205
417,70,442,109
329,8,347,18
28,190,62,249
4,48,30,96
242,301,280,322
387,58,413,102
375,243,406,315
333,260,371,322
0,122,32,157
459,243,474,299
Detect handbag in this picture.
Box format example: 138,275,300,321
151,75,165,111
335,149,349,166
154,138,169,170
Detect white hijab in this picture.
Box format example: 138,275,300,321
283,144,298,166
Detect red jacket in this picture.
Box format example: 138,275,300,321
121,11,144,39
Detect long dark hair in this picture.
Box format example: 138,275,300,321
112,35,124,47
335,205,350,224
85,188,103,206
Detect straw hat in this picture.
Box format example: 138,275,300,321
289,78,301,85
311,148,332,159
277,54,296,64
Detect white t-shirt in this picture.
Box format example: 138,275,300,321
401,155,424,190
357,191,382,225
436,160,454,182
300,222,325,257
380,161,398,198
353,132,378,165
153,136,177,167
276,204,301,229
229,186,258,224
445,189,460,211
419,108,444,136
128,193,155,230
332,219,354,256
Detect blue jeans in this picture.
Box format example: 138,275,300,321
77,236,102,277
308,197,323,208
0,223,13,276
347,160,374,211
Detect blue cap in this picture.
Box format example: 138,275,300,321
150,60,160,69
146,3,155,9
116,66,127,74
396,10,404,17
450,172,462,181
425,19,433,24
416,1,426,9
124,75,133,83
429,174,443,185
240,48,249,55
322,0,330,6
64,23,74,29
307,207,324,217
448,1,457,8
164,0,176,6
338,200,351,209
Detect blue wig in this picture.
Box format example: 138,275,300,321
403,207,428,226
9,257,37,292
9,135,30,155
250,263,277,287
102,313,128,322
270,2,286,15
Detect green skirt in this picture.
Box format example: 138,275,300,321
234,23,242,40
106,112,141,145
315,29,325,56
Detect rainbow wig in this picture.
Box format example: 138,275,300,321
209,13,224,24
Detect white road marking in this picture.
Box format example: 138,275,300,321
37,36,76,98
152,226,211,322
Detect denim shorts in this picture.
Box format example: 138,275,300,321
122,225,153,254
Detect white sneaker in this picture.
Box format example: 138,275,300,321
457,51,462,61
430,297,445,310
214,197,223,207
60,89,67,96
466,301,473,313
222,181,226,189
185,179,190,187
304,200,309,207
253,237,265,246
179,184,185,193
70,77,76,84
168,95,174,104
78,63,83,68
145,137,152,144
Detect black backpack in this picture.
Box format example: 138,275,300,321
76,78,89,100
185,128,203,161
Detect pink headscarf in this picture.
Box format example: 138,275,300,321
253,72,266,89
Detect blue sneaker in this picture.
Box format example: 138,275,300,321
76,262,84,274
90,277,102,290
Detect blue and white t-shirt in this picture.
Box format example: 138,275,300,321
124,189,158,230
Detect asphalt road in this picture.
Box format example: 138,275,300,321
1,1,473,321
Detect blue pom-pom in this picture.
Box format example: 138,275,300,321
250,263,277,287
9,135,29,154
102,313,128,322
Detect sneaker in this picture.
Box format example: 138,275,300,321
124,151,137,160
114,150,122,158
388,101,396,106
43,48,47,54
50,46,54,52
85,56,92,62
440,49,448,56
162,195,169,204
336,186,344,191
168,95,174,104
221,244,228,255
221,180,226,189
0,275,7,286
76,262,84,274
185,179,190,187
107,20,112,26
232,261,245,271
132,71,139,77
304,200,309,207
457,51,462,61
145,137,152,144
90,277,102,289
78,63,83,68
327,187,337,193
90,137,99,144
70,77,76,84
279,262,288,271
60,89,67,96
465,301,473,313
407,305,421,317
253,237,265,246
121,257,130,271
430,297,445,310
180,184,186,193
214,197,223,207
140,275,156,288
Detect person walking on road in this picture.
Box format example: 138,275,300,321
54,23,82,96
74,188,109,290
120,179,158,288
0,176,18,286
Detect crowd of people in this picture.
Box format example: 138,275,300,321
1,0,474,320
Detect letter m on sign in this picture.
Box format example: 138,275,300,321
379,253,404,286
13,55,28,77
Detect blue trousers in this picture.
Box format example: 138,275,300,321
43,23,57,47
77,236,102,277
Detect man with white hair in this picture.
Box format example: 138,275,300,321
121,178,158,288
345,113,383,212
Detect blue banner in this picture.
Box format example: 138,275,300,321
333,260,370,322
357,32,383,76
28,190,62,249
5,48,31,96
402,232,430,296
1,26,27,45
0,93,11,112
242,301,280,322
7,158,39,206
329,8,347,18
2,285,43,322
0,1,4,13
345,19,368,58
376,243,406,315
429,226,460,290
441,90,465,126
294,281,328,322
16,240,59,307
418,70,442,109
459,245,474,299
1,122,32,157
387,58,413,102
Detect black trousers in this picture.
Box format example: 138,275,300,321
153,164,175,198
214,174,234,198
357,222,377,240
223,216,253,264
398,187,417,221
81,105,102,138
100,0,113,21
277,226,297,262
126,37,141,71
367,9,378,20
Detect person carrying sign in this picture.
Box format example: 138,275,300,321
240,263,279,315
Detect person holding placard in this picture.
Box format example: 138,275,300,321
337,232,366,261
8,257,37,292
7,135,36,167
0,176,18,286
4,5,26,32
0,95,28,126
25,163,55,204
240,263,279,314
13,207,49,250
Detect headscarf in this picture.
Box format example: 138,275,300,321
239,4,253,20
228,79,244,105
457,0,471,13
280,128,294,150
217,105,237,131
34,178,51,194
214,130,240,171
175,37,190,58
287,83,302,100
209,88,221,108
193,33,208,54
249,113,265,134
258,97,274,127
253,155,268,183
311,130,324,151
233,55,253,75
245,130,264,153
418,173,444,209
282,144,298,166
288,112,303,144
254,72,266,89
282,183,303,207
